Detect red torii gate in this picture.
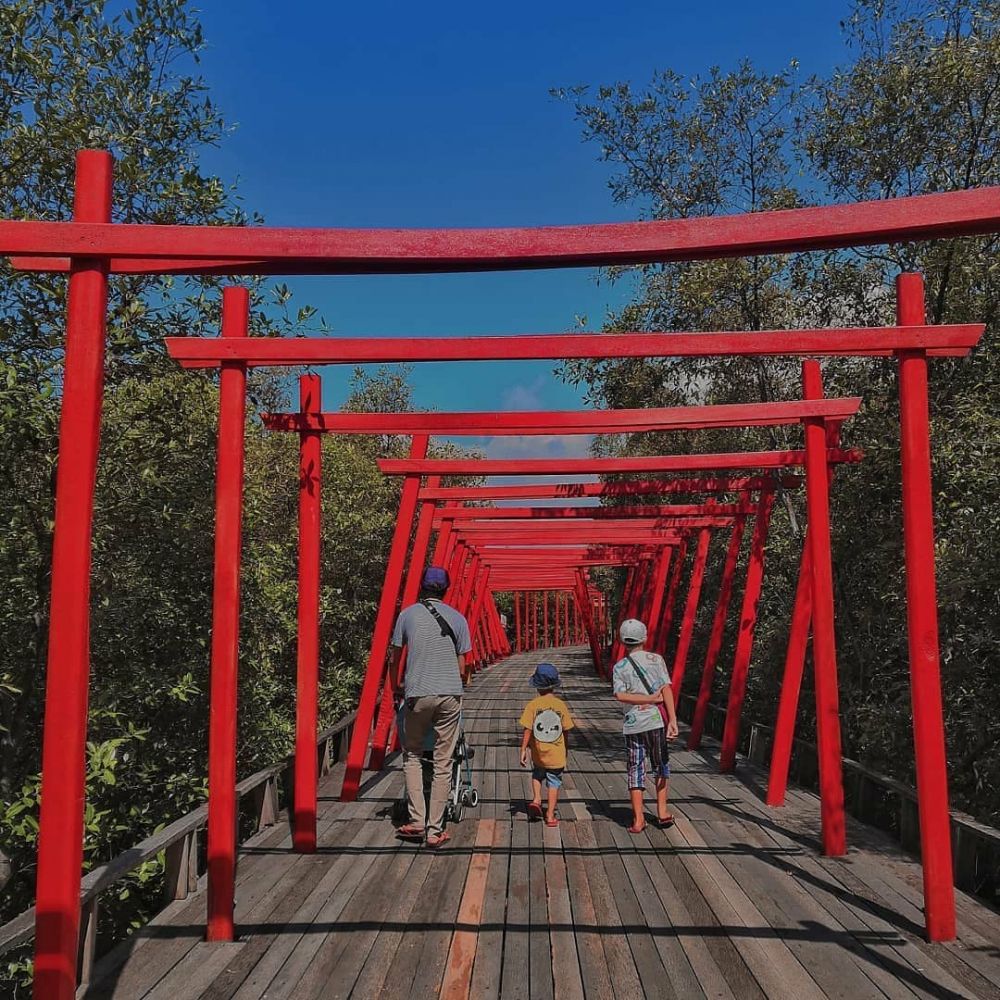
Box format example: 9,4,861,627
5,150,991,998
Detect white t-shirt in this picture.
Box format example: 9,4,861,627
612,649,672,735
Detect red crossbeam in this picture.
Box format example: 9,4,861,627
262,398,861,435
170,327,980,368
5,185,999,273
419,477,801,500
434,504,751,521
379,449,862,475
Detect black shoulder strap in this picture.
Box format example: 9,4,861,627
421,599,459,653
625,652,656,695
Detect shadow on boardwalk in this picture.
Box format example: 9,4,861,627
83,648,1000,1000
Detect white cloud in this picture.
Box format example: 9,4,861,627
500,375,548,411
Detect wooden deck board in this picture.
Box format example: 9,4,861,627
84,648,1000,1000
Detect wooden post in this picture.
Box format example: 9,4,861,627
293,374,321,853
720,487,776,772
897,272,956,941
33,150,113,1000
341,436,429,801
205,287,249,941
688,519,746,750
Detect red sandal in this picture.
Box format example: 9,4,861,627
627,821,647,835
396,824,425,840
527,802,543,821
426,831,451,849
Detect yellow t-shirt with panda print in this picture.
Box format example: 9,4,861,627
519,693,575,769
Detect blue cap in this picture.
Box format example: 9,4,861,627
421,566,450,590
529,662,561,689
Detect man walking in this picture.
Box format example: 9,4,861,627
390,566,471,848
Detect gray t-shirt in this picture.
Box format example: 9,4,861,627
391,600,472,698
612,650,672,735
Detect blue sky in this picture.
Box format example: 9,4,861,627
194,0,851,455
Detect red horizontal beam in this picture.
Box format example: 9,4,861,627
455,517,735,532
168,327,981,368
420,477,801,500
435,503,749,520
261,398,861,435
380,448,862,475
5,185,1000,273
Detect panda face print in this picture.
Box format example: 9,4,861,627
533,708,563,744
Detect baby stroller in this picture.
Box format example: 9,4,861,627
392,705,480,824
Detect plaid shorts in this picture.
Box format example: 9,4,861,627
625,728,670,788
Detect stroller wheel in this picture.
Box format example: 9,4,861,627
451,804,465,824
466,746,475,761
462,788,480,809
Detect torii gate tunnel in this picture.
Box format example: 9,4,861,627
3,148,995,999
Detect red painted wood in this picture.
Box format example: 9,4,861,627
670,528,711,694
419,477,801,500
378,449,863,475
720,488,776,772
168,327,981,367
688,520,747,750
7,182,1000,271
340,436,429,801
656,535,689,654
32,150,113,1000
206,288,250,941
897,273,957,941
766,541,813,808
261,398,862,433
642,548,675,658
369,476,441,768
293,374,322,853
433,503,751,520
802,361,848,855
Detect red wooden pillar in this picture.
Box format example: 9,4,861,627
293,374,322,853
369,476,441,769
553,592,561,647
575,570,603,675
564,591,570,646
766,540,813,806
801,360,847,853
33,150,113,1000
671,528,711,694
644,547,674,656
543,592,550,648
657,535,689,653
431,518,453,563
720,487,776,772
532,592,538,649
206,287,250,940
341,435,429,802
514,592,522,652
573,598,581,643
897,272,956,941
688,519,746,750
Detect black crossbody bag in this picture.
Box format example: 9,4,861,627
420,599,459,654
625,652,669,726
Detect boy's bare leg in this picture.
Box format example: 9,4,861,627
546,785,558,822
531,777,542,809
629,787,645,827
655,777,670,820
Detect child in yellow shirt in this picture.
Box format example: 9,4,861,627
518,662,575,827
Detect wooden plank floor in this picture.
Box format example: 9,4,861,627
84,649,1000,999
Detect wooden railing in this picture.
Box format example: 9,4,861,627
678,694,1000,906
0,710,357,986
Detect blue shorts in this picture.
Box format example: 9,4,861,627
532,766,564,789
625,729,670,788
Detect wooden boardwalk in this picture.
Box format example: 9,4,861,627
84,649,1000,999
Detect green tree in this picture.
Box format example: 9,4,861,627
559,0,1000,825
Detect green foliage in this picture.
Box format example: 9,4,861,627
0,2,442,986
561,0,1000,823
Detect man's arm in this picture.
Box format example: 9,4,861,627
389,646,404,687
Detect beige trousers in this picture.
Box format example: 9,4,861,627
402,695,462,837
